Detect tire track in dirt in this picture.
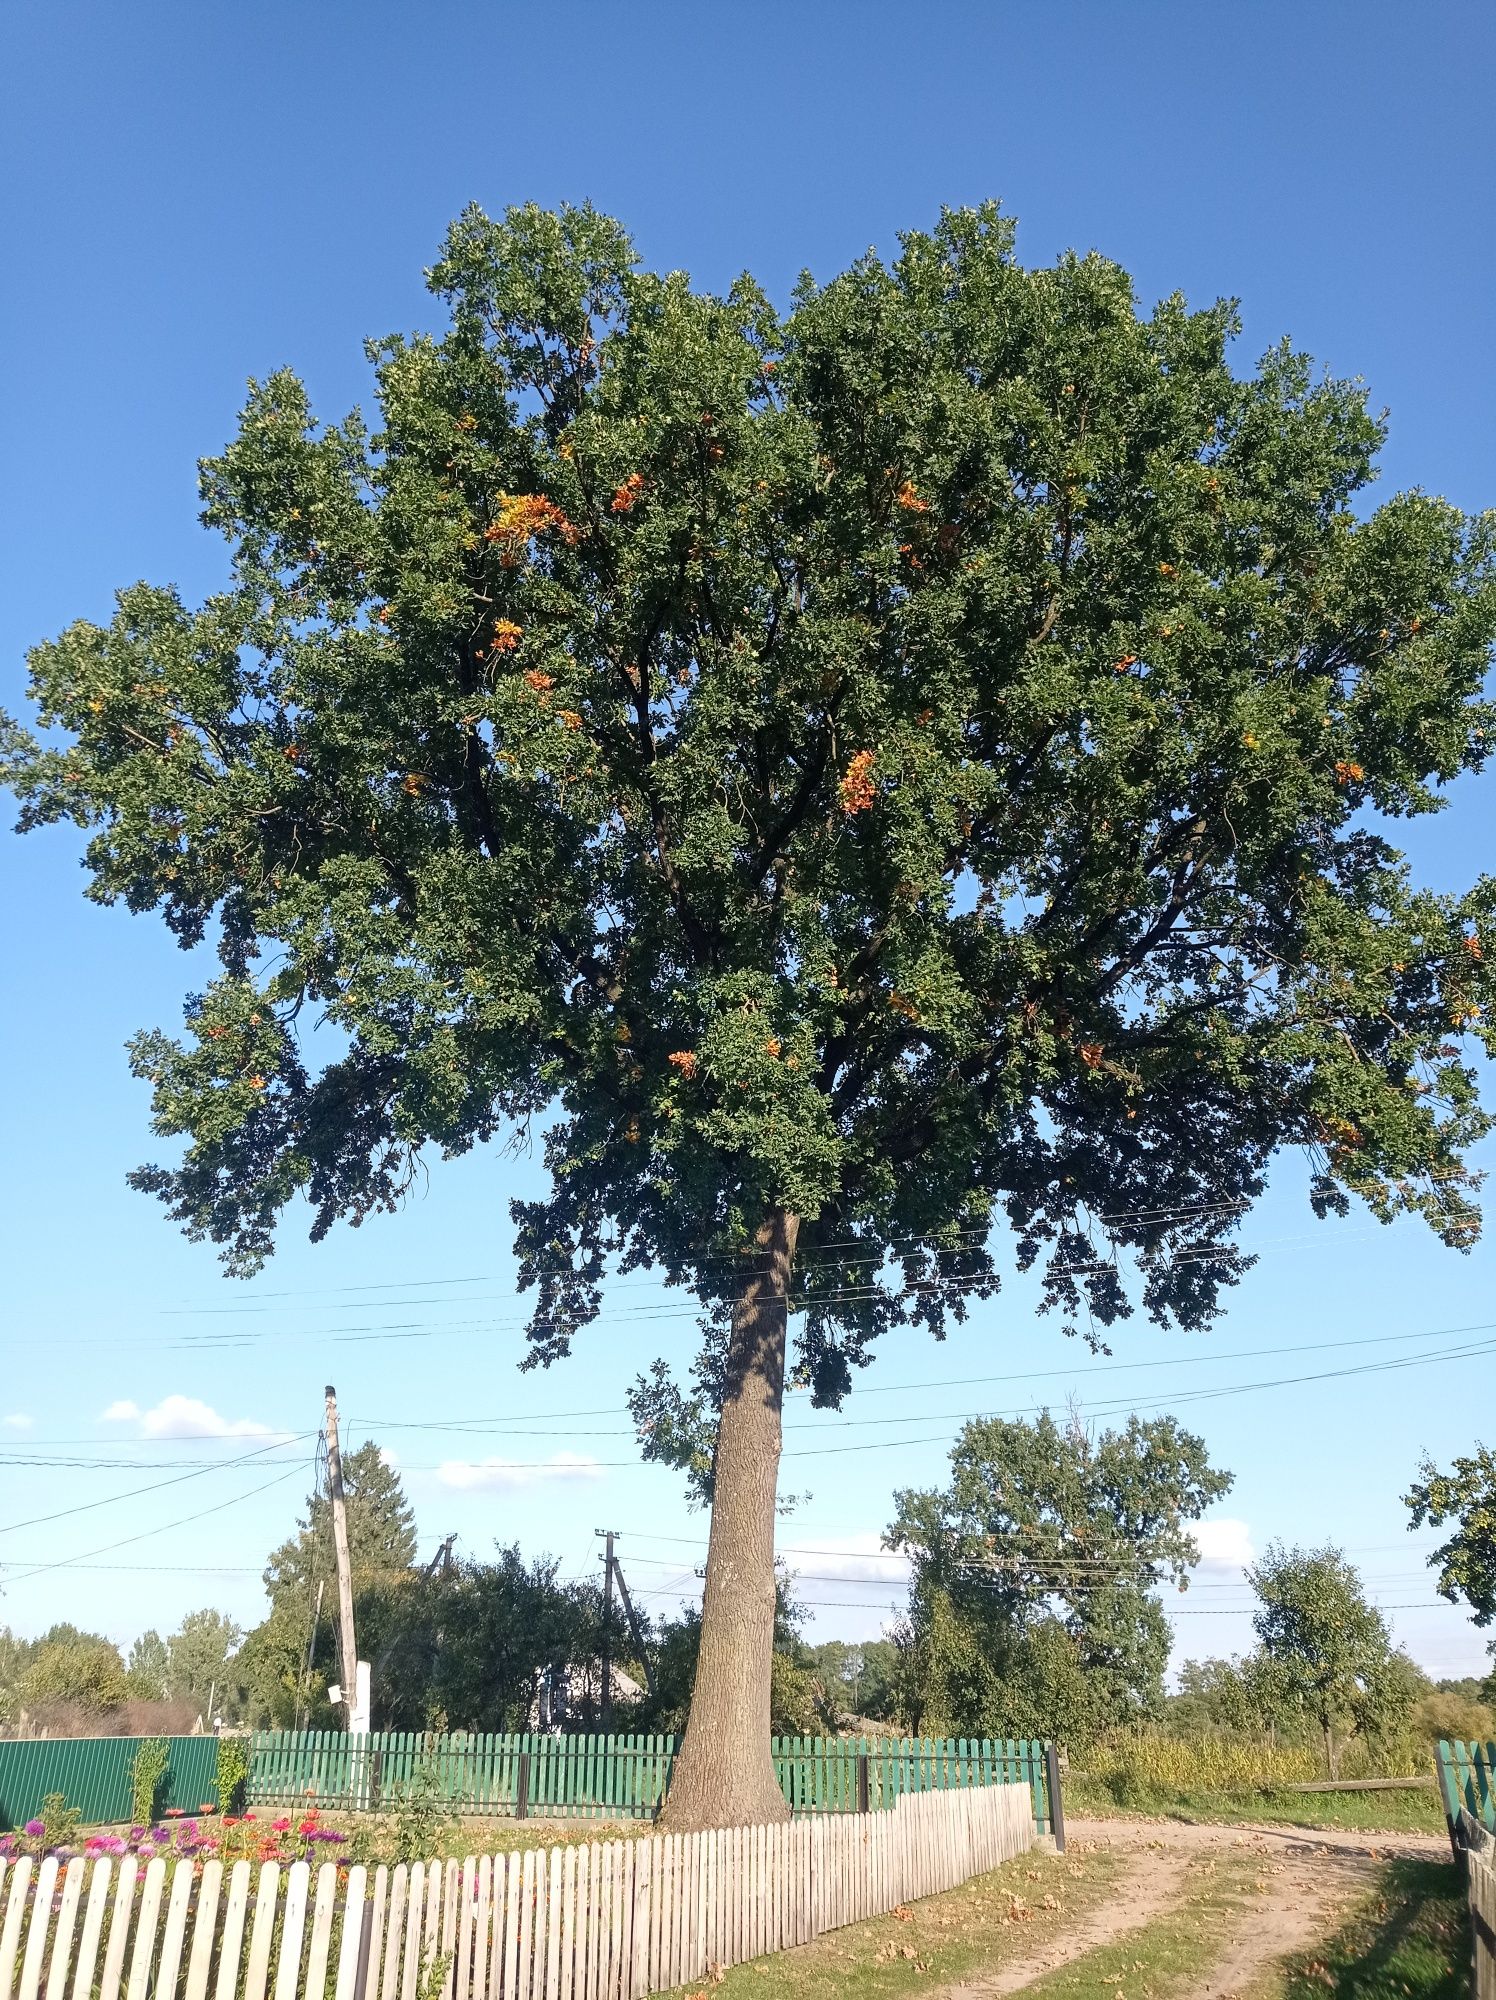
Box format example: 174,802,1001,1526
1154,1820,1441,1999
940,1839,1191,1996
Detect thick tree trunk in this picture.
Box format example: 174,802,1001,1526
1322,1720,1339,1781
661,1207,799,1831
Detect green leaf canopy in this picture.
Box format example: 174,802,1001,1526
6,201,1494,1397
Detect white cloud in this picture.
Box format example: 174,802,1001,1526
101,1395,273,1440
435,1451,605,1492
1188,1517,1255,1573
2,1413,33,1431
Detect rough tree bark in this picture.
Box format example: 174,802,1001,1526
660,1207,799,1830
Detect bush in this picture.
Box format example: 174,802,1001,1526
385,1760,445,1865
1411,1689,1496,1745
39,1793,81,1848
130,1739,169,1827
216,1736,249,1816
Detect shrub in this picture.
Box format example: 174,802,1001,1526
386,1760,445,1865
38,1792,81,1849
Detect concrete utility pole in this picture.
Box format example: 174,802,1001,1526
324,1385,361,1733
596,1528,616,1733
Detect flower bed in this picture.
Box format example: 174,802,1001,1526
0,1805,349,1871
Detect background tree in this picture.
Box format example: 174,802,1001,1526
371,1547,604,1732
15,1626,130,1716
799,1637,901,1726
237,1444,420,1726
124,1614,245,1719
629,1574,821,1736
889,1409,1231,1742
127,1630,171,1701
5,200,1494,1825
167,1609,243,1719
1168,1653,1300,1739
239,1443,606,1731
1406,1445,1496,1656
264,1442,418,1600
1247,1541,1416,1776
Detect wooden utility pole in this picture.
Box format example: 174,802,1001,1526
324,1385,360,1731
596,1528,615,1733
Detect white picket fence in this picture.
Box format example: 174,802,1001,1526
0,1783,1036,2000
1468,1816,1495,2000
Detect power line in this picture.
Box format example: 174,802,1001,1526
337,1314,1496,1437
246,1312,1481,1475
0,1466,306,1586
0,1433,315,1533
14,1303,1487,1464
52,1213,1438,1350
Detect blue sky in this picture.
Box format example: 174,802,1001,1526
2,0,1494,1682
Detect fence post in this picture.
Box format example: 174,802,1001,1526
515,1752,531,1821
856,1754,869,1816
354,1892,375,1997
1043,1743,1065,1853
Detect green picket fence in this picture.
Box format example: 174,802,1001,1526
248,1729,677,1820
0,1734,220,1832
248,1730,1054,1831
1437,1737,1496,1837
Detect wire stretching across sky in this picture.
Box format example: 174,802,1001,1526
49,1205,1459,1352
4,1324,1492,1476
7,1312,1489,1458
349,1316,1496,1436
0,1432,315,1530
0,1465,308,1587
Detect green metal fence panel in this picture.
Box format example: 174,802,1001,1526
0,1735,221,1831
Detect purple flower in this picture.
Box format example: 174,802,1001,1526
24,1820,45,1837
151,1827,171,1844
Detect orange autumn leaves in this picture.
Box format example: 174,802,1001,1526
483,491,578,557
610,472,645,514
838,750,876,815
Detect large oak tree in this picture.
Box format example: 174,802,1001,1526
5,203,1494,1827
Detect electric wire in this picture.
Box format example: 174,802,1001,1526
10,1320,1489,1477
0,1432,315,1532
7,1308,1472,1455
0,1466,307,1585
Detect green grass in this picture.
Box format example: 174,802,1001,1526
658,1844,1127,2000
1270,1857,1468,2000
1067,1772,1447,1836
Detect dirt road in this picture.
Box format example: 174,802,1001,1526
943,1813,1447,1999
